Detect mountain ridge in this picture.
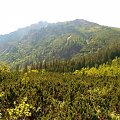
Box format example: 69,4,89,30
0,19,120,67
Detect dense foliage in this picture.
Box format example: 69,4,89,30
22,42,120,73
1,57,120,119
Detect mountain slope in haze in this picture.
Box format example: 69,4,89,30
0,19,120,66
0,21,48,52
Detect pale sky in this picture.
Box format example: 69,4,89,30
0,0,120,35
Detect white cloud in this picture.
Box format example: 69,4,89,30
0,0,120,34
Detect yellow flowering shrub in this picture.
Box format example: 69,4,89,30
7,97,34,120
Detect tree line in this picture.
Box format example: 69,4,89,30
21,42,120,73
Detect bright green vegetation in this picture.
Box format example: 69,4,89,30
1,57,120,119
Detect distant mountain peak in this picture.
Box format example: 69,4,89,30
0,19,120,66
69,19,99,27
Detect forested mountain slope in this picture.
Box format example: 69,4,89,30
0,19,120,67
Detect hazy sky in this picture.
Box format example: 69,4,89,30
0,0,120,34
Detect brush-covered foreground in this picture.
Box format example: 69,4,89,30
0,58,120,120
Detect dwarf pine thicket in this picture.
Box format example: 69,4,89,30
0,57,120,119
